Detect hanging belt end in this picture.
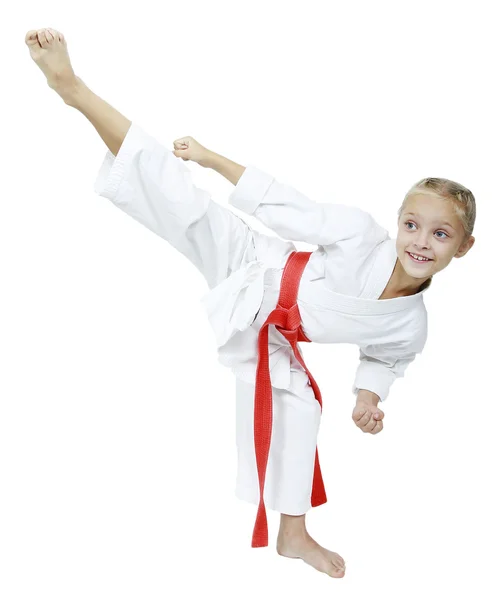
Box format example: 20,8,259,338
251,504,269,548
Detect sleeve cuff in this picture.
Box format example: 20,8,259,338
93,122,158,204
352,360,396,403
228,165,275,215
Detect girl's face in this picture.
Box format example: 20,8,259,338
396,193,472,280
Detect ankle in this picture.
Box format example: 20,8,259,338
278,513,308,538
61,76,87,107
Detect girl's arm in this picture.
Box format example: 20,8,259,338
175,139,381,247
226,163,382,247
172,137,244,184
352,315,428,409
203,150,245,186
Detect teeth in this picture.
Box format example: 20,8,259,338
409,252,430,262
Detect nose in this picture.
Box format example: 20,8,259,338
414,235,430,250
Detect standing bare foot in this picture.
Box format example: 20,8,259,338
25,28,82,104
276,513,346,578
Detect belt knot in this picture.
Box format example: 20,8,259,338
270,303,302,343
268,302,311,344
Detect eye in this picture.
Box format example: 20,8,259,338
404,221,448,239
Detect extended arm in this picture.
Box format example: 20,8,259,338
203,150,245,186
203,151,381,246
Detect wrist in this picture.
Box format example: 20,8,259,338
199,149,218,169
355,389,380,407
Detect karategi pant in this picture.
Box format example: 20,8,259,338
235,375,322,515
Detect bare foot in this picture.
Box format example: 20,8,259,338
276,516,346,578
25,28,81,103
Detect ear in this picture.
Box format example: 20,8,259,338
455,235,475,258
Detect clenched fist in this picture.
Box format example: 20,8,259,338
172,136,211,167
352,402,385,435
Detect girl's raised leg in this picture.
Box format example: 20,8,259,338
25,27,130,156
25,27,259,292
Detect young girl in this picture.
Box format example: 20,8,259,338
26,27,476,579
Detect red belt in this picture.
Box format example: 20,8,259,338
251,250,327,548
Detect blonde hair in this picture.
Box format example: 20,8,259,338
398,177,476,244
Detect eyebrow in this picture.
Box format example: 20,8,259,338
403,212,456,230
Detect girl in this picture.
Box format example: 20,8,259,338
25,27,476,579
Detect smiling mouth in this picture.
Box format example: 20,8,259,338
407,252,433,263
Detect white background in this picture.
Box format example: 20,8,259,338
3,1,493,598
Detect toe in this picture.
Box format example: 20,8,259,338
37,29,49,48
47,28,59,42
25,30,39,45
54,29,66,45
335,561,346,575
332,554,345,567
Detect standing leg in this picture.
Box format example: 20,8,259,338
235,375,319,514
235,374,346,577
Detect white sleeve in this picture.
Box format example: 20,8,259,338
228,165,387,247
94,122,211,232
351,349,419,403
93,122,257,290
351,317,428,403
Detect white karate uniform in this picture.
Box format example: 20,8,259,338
94,122,430,515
